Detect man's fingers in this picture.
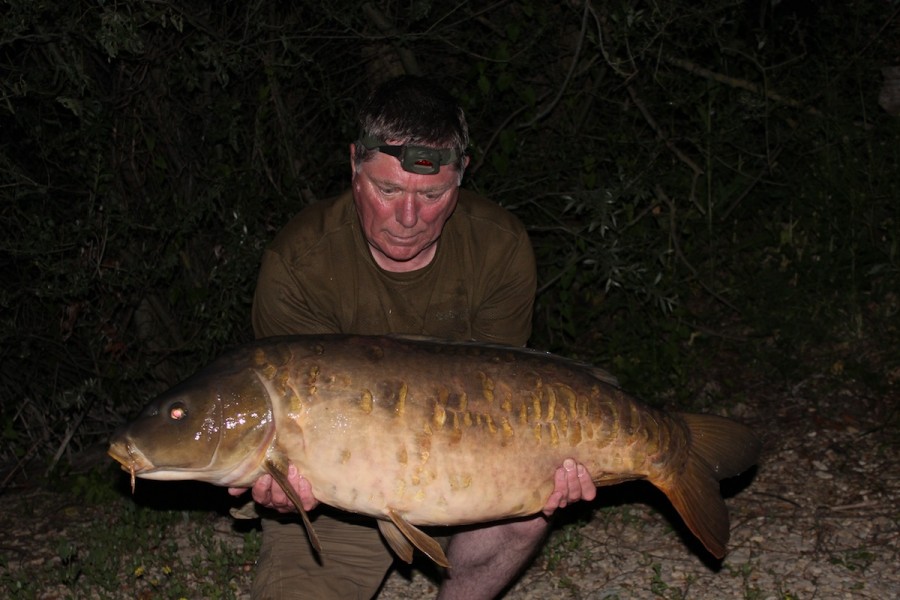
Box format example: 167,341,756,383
296,475,319,511
542,467,568,516
250,474,273,505
542,490,564,516
562,458,580,501
577,463,597,501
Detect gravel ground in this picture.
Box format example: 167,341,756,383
2,372,897,599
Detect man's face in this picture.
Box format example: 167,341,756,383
351,144,465,273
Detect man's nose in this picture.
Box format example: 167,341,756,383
396,194,418,228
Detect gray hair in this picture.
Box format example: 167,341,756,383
354,76,469,174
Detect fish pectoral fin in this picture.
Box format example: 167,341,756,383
377,520,414,564
263,457,322,555
384,508,450,568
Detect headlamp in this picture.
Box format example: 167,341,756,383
358,132,460,175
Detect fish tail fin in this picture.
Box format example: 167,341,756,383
658,414,761,559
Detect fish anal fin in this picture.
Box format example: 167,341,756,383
377,520,414,564
385,508,450,568
659,461,729,559
263,457,322,555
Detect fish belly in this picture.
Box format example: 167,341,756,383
274,388,658,526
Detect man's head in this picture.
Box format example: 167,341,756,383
350,76,470,273
353,75,469,176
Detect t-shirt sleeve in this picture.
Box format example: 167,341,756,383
251,248,341,339
470,228,536,347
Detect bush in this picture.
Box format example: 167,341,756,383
1,0,897,469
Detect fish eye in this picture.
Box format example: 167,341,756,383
168,402,187,420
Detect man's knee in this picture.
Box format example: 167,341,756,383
500,515,552,547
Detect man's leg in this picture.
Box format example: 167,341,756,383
437,515,550,600
252,510,395,600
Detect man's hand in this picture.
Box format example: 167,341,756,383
227,463,319,513
542,458,596,517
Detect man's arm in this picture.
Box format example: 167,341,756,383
228,248,330,512
471,228,537,346
469,223,596,515
251,248,341,338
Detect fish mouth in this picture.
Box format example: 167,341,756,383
108,438,155,493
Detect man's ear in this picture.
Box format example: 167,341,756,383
349,143,357,176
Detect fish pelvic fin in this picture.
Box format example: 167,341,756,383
377,520,414,564
384,509,450,568
263,456,322,556
660,414,761,560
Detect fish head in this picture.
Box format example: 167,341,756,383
108,360,276,488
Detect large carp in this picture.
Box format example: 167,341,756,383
108,334,760,567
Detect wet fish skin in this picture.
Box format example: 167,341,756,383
108,334,760,567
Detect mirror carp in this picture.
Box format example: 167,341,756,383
108,334,760,567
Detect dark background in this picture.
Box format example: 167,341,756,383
2,0,898,476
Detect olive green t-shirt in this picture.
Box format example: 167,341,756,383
251,188,536,346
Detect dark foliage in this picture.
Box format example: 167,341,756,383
1,0,897,473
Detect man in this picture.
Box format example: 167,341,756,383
230,75,596,599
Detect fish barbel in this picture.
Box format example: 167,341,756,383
108,334,760,567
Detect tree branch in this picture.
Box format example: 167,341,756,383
361,3,421,76
626,84,704,177
664,55,822,117
521,0,591,127
655,185,740,315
